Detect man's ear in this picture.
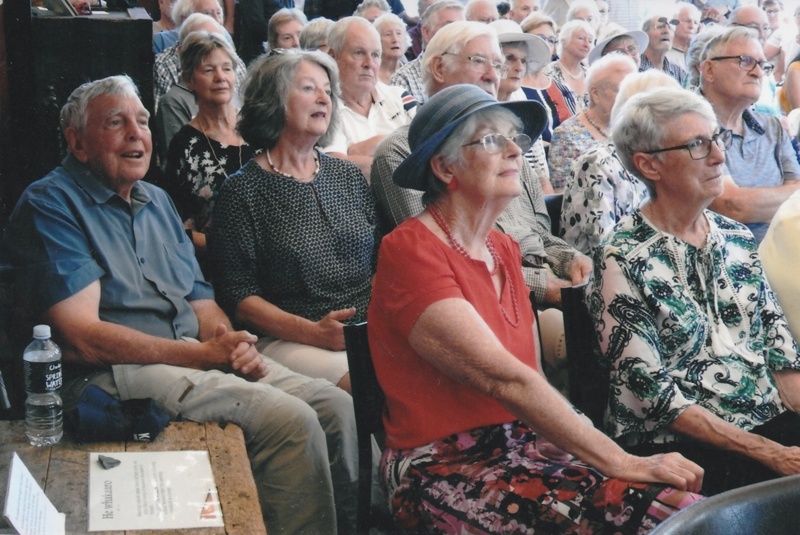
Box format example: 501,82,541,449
64,127,89,164
327,47,336,60
429,56,447,85
699,58,714,84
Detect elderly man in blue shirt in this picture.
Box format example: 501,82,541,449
700,25,800,242
1,74,357,535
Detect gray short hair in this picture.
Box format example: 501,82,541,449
180,31,239,85
300,17,335,50
267,8,307,50
685,25,726,87
422,106,521,205
172,0,222,27
674,2,701,20
374,13,412,52
328,16,379,55
354,0,390,17
557,19,595,57
465,0,498,20
60,75,145,133
566,0,600,27
422,0,465,32
612,88,717,196
179,13,225,42
610,70,679,124
422,20,499,96
520,13,557,34
238,50,340,150
698,26,759,88
585,53,636,106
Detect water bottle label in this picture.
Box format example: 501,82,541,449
24,361,62,393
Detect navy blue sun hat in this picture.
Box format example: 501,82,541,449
393,84,547,191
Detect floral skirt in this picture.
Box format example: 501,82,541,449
382,422,702,534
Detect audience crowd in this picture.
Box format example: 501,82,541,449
8,0,800,533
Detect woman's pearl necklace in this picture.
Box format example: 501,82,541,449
266,148,320,181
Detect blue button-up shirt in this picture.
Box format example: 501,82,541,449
2,155,213,340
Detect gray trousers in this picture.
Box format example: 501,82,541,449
65,357,358,534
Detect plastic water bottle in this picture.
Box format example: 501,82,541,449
23,325,63,446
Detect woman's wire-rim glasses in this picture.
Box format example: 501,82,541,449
462,132,533,154
642,128,733,160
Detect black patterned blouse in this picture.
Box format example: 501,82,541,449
208,153,379,324
163,124,258,232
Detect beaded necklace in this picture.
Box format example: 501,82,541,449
266,148,320,181
428,205,520,327
583,109,609,139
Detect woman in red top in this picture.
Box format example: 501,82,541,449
367,84,705,533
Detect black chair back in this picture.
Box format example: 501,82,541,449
343,322,389,534
544,193,563,237
651,473,800,534
561,283,607,429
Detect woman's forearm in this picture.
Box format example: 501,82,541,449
236,295,317,344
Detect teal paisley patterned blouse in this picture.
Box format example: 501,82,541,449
588,209,800,446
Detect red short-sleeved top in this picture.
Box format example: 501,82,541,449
367,217,539,450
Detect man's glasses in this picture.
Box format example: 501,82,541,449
709,54,774,75
642,128,732,160
653,17,675,31
732,22,771,34
442,52,510,78
462,132,533,154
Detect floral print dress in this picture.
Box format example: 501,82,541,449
560,142,649,255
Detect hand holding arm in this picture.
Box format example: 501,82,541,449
45,281,252,373
566,253,592,284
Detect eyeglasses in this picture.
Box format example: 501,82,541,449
605,44,639,56
442,52,510,78
462,132,533,154
731,22,771,34
642,128,732,160
653,17,675,31
535,34,558,45
765,9,781,15
709,54,774,75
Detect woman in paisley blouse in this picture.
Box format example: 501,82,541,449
209,49,379,393
590,87,800,496
560,70,679,255
164,31,256,267
547,53,636,192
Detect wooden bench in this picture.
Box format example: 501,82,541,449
0,420,266,534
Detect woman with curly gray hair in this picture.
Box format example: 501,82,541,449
208,49,380,394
